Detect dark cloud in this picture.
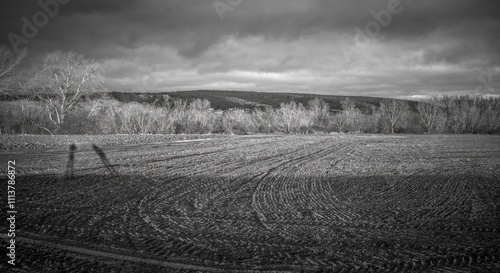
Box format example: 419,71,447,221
0,0,499,96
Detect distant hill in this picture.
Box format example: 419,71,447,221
109,90,418,113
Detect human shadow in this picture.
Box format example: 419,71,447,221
92,144,119,176
65,144,77,179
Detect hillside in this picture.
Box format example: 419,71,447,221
109,90,417,113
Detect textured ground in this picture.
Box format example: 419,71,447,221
1,134,500,272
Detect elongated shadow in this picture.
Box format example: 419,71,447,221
65,144,77,179
92,144,119,176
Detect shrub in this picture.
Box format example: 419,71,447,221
2,95,500,135
0,100,54,134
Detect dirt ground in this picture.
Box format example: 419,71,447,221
1,134,499,272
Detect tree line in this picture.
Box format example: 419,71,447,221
1,48,499,135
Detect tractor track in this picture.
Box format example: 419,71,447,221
4,134,500,272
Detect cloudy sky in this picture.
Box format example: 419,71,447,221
1,0,499,98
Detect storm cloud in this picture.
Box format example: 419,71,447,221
1,0,499,97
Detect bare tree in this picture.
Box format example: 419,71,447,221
0,46,28,94
308,97,330,128
484,100,500,133
331,112,347,133
417,97,443,134
281,101,298,133
379,99,410,134
440,96,464,134
20,51,105,132
280,101,311,133
0,46,28,80
467,102,484,134
332,98,356,133
186,99,215,133
331,98,356,133
341,98,362,132
440,95,489,134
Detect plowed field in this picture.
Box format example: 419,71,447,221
1,134,499,272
